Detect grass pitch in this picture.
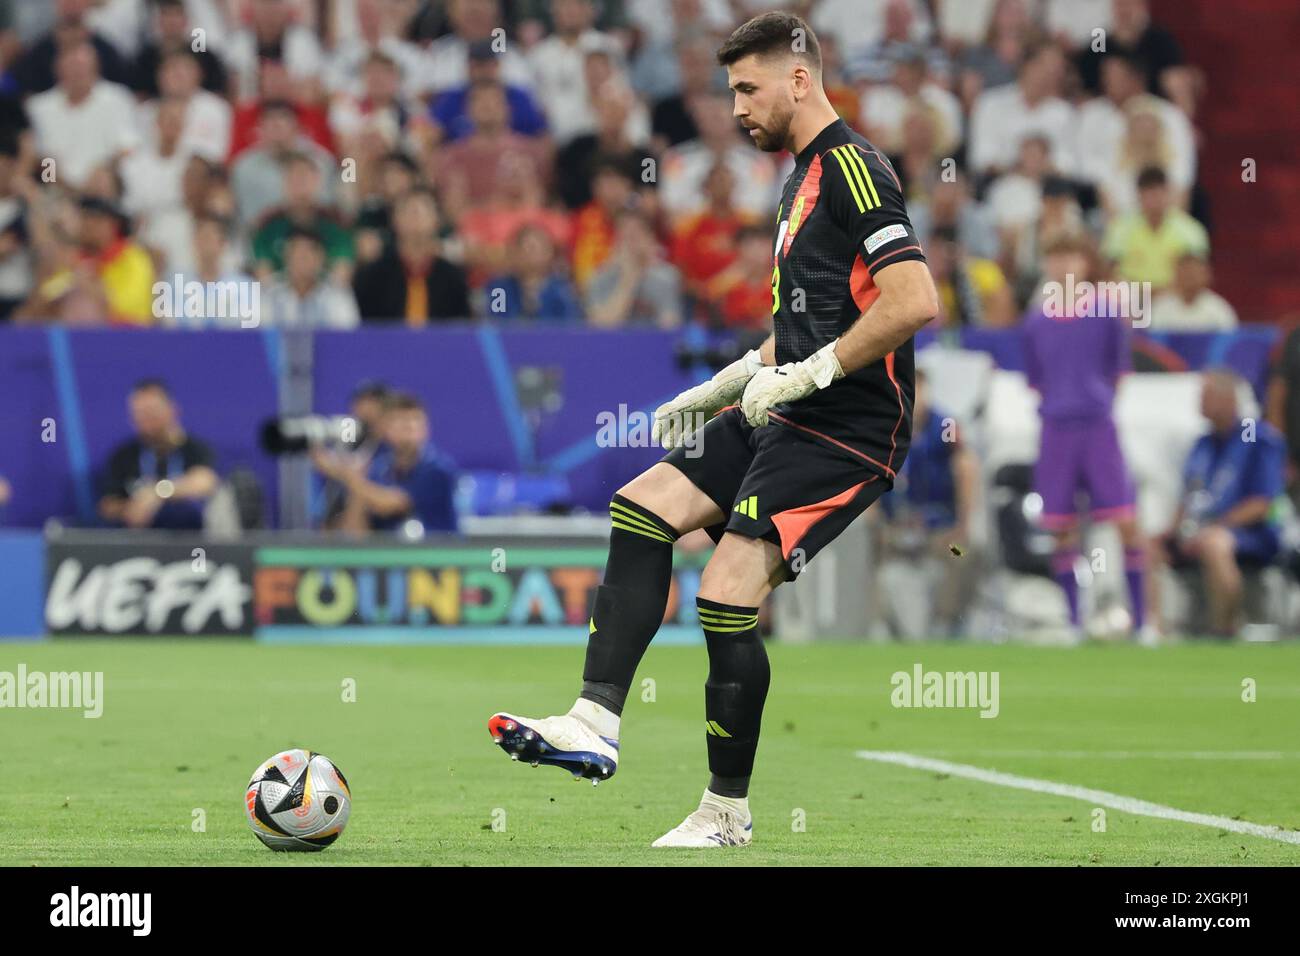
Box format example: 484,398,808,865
2,639,1298,866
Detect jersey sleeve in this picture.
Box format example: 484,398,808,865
821,144,926,276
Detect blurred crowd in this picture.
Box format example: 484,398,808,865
0,0,1236,333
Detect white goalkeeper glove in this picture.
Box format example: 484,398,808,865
741,339,845,427
652,348,765,449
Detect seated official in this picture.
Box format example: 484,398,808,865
98,379,218,529
1154,370,1286,636
873,368,979,637
311,392,456,535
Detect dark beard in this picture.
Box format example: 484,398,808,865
754,106,794,153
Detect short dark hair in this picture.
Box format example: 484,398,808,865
385,391,425,414
716,11,821,75
1136,165,1169,190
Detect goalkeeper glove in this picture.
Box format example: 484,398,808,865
741,339,845,427
652,348,765,449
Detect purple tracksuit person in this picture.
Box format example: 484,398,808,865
1024,238,1147,632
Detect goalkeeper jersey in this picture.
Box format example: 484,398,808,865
767,118,927,480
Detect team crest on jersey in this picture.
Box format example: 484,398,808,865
788,195,807,237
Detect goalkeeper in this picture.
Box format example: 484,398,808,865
489,11,937,848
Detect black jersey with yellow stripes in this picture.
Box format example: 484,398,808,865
767,118,926,481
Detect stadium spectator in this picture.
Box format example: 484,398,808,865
25,40,139,191
121,97,194,271
956,0,1040,105
353,188,470,324
873,367,980,637
843,0,945,84
860,48,962,157
250,152,354,281
658,91,778,226
224,0,326,102
1102,166,1208,290
525,0,620,145
157,210,259,328
927,225,1014,327
1094,95,1194,217
429,39,547,143
131,0,229,98
586,208,682,329
669,162,751,314
909,175,999,261
230,100,336,227
484,223,583,323
968,42,1075,178
984,135,1052,252
648,36,718,151
427,79,553,226
420,0,534,95
0,137,33,319
9,0,133,94
76,195,157,325
351,150,420,264
813,0,933,67
261,226,359,328
710,226,775,332
571,158,637,291
326,0,425,100
135,49,234,166
1076,0,1185,99
1153,370,1286,637
1077,52,1195,214
311,391,458,535
98,379,218,530
228,58,335,161
556,76,653,211
887,104,945,205
1149,253,1237,332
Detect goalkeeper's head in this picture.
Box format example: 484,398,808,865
716,11,826,154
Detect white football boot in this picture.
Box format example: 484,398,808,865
651,790,753,847
488,706,619,785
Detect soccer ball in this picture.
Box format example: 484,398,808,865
244,749,351,851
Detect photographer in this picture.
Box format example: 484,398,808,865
310,391,456,535
98,379,218,530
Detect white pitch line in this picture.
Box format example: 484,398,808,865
856,750,1300,846
921,749,1293,761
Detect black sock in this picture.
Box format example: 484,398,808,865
698,596,768,799
580,494,680,716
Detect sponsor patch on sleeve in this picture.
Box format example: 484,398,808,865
864,223,909,256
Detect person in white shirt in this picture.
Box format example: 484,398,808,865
262,227,359,328
326,0,426,99
1077,52,1195,211
526,0,623,145
813,0,933,62
224,0,325,101
968,43,1076,177
1149,252,1238,332
122,96,194,272
136,49,233,164
860,50,963,156
658,92,778,225
26,41,139,190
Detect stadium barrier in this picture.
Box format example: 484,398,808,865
0,325,1282,531
36,528,707,644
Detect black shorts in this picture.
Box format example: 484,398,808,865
662,407,891,581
